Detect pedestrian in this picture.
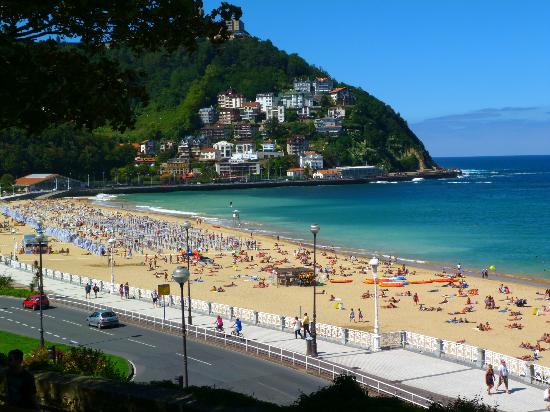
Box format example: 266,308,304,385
124,282,130,299
292,316,303,339
84,282,91,299
485,364,495,395
413,292,419,305
349,308,355,323
544,385,550,410
496,359,510,394
118,283,124,299
302,313,311,338
358,308,363,322
4,349,37,409
151,290,158,307
92,283,99,298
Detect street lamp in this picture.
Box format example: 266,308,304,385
108,238,116,293
370,257,381,351
11,228,16,259
35,219,47,348
172,266,190,389
183,221,193,325
309,224,320,357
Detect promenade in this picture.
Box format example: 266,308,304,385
3,265,548,411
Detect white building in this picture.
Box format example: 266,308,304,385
261,140,276,151
328,106,346,119
218,89,245,109
199,148,220,161
313,169,340,179
287,168,305,179
140,140,155,155
299,151,324,170
266,105,285,123
313,77,334,95
255,93,279,113
239,102,260,122
280,92,313,109
213,140,234,159
293,78,312,93
198,106,217,125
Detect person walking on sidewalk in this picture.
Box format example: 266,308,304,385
292,316,303,339
92,283,99,298
485,364,495,395
118,283,124,299
84,283,91,299
124,282,130,299
151,290,159,307
302,313,311,338
496,359,510,394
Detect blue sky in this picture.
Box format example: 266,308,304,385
206,1,550,156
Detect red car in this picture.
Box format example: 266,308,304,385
22,294,50,310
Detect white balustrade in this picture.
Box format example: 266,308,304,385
380,331,403,348
485,350,528,376
233,306,255,322
257,311,280,326
191,299,209,313
315,323,343,340
211,302,232,318
533,363,550,384
442,340,478,363
405,331,439,353
348,329,374,348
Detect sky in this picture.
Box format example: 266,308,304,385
206,0,550,156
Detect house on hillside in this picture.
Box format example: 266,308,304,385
234,122,258,140
140,140,156,155
328,106,346,119
314,117,342,135
293,78,312,93
299,151,324,170
266,106,285,123
255,93,279,113
219,108,241,124
286,136,308,155
239,102,261,122
313,77,334,95
218,89,245,109
200,124,230,143
329,87,354,105
199,148,221,162
213,141,234,159
286,168,305,179
198,106,218,125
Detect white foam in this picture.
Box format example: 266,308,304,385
411,177,424,183
475,181,493,184
135,205,197,216
91,193,118,201
448,181,470,184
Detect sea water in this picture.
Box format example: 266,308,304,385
116,156,550,278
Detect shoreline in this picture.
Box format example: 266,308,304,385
93,197,550,290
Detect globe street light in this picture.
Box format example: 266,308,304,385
309,224,320,357
35,219,47,348
108,238,116,293
183,221,193,325
172,266,190,389
370,257,381,351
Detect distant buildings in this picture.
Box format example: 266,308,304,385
160,158,190,176
312,169,340,179
329,87,354,105
218,89,245,109
239,102,261,122
200,124,230,142
213,140,234,159
336,165,383,178
280,92,313,109
314,117,343,135
234,122,258,140
225,19,250,38
218,108,241,124
216,159,260,176
266,106,285,123
300,151,324,170
255,93,279,113
140,140,155,155
286,168,305,179
313,77,334,95
327,106,346,119
199,148,220,162
293,78,312,93
286,136,308,156
15,174,83,191
198,106,217,125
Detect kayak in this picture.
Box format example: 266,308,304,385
379,282,404,287
330,279,353,284
431,278,459,283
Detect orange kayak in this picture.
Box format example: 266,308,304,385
330,279,353,284
409,280,434,284
379,282,404,287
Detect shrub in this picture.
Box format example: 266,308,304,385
429,396,497,412
0,275,13,289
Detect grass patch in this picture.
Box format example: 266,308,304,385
0,287,32,298
0,330,130,379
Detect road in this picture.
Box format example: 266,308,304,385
0,296,326,405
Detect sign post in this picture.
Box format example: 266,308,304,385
158,284,170,320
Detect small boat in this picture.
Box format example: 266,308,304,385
379,282,404,287
330,279,353,284
212,225,221,229
409,280,433,284
431,278,459,283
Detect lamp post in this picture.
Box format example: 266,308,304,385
309,224,320,357
11,228,16,259
183,221,193,325
108,238,116,293
35,219,46,348
370,257,381,351
172,266,190,389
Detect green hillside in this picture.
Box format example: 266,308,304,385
104,37,436,171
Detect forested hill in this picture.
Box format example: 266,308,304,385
106,37,436,171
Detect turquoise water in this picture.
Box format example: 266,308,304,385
117,156,550,278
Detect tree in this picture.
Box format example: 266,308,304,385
0,0,241,133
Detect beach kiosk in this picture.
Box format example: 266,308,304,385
22,234,48,254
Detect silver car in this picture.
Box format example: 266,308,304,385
86,310,119,329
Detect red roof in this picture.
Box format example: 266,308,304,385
315,169,339,175
287,168,305,172
241,102,260,108
303,151,319,155
15,174,59,186
330,87,347,94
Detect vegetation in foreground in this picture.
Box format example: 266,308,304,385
0,329,129,380
0,274,33,298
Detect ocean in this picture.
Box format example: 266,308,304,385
113,156,550,278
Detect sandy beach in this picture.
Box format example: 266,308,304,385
1,198,550,365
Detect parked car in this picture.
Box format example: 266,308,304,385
86,311,119,329
22,294,49,310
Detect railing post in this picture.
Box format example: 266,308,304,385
341,328,349,345
254,311,259,325
279,315,285,331
527,362,535,384
69,274,73,284
476,348,485,368
437,338,444,358
230,306,234,320
400,331,407,348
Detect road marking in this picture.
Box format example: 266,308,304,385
176,353,212,366
92,329,114,336
45,331,52,335
61,319,82,327
53,334,60,338
69,340,79,345
43,314,55,319
0,309,13,314
128,338,156,348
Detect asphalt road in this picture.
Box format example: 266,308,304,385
0,296,326,405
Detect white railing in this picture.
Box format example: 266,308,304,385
442,340,478,364
380,331,403,348
485,350,529,377
191,299,209,314
233,306,255,323
315,322,343,341
533,363,550,385
210,302,231,318
48,293,433,409
257,311,280,327
405,332,439,353
347,329,374,349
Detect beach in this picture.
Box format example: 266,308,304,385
1,197,550,365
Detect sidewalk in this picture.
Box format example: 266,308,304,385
4,265,548,412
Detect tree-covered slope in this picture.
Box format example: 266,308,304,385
107,37,436,171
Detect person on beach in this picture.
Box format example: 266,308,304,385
292,316,303,339
496,360,510,394
302,313,311,338
349,308,356,323
485,364,495,395
358,308,363,322
413,292,419,305
84,282,91,299
92,283,99,298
